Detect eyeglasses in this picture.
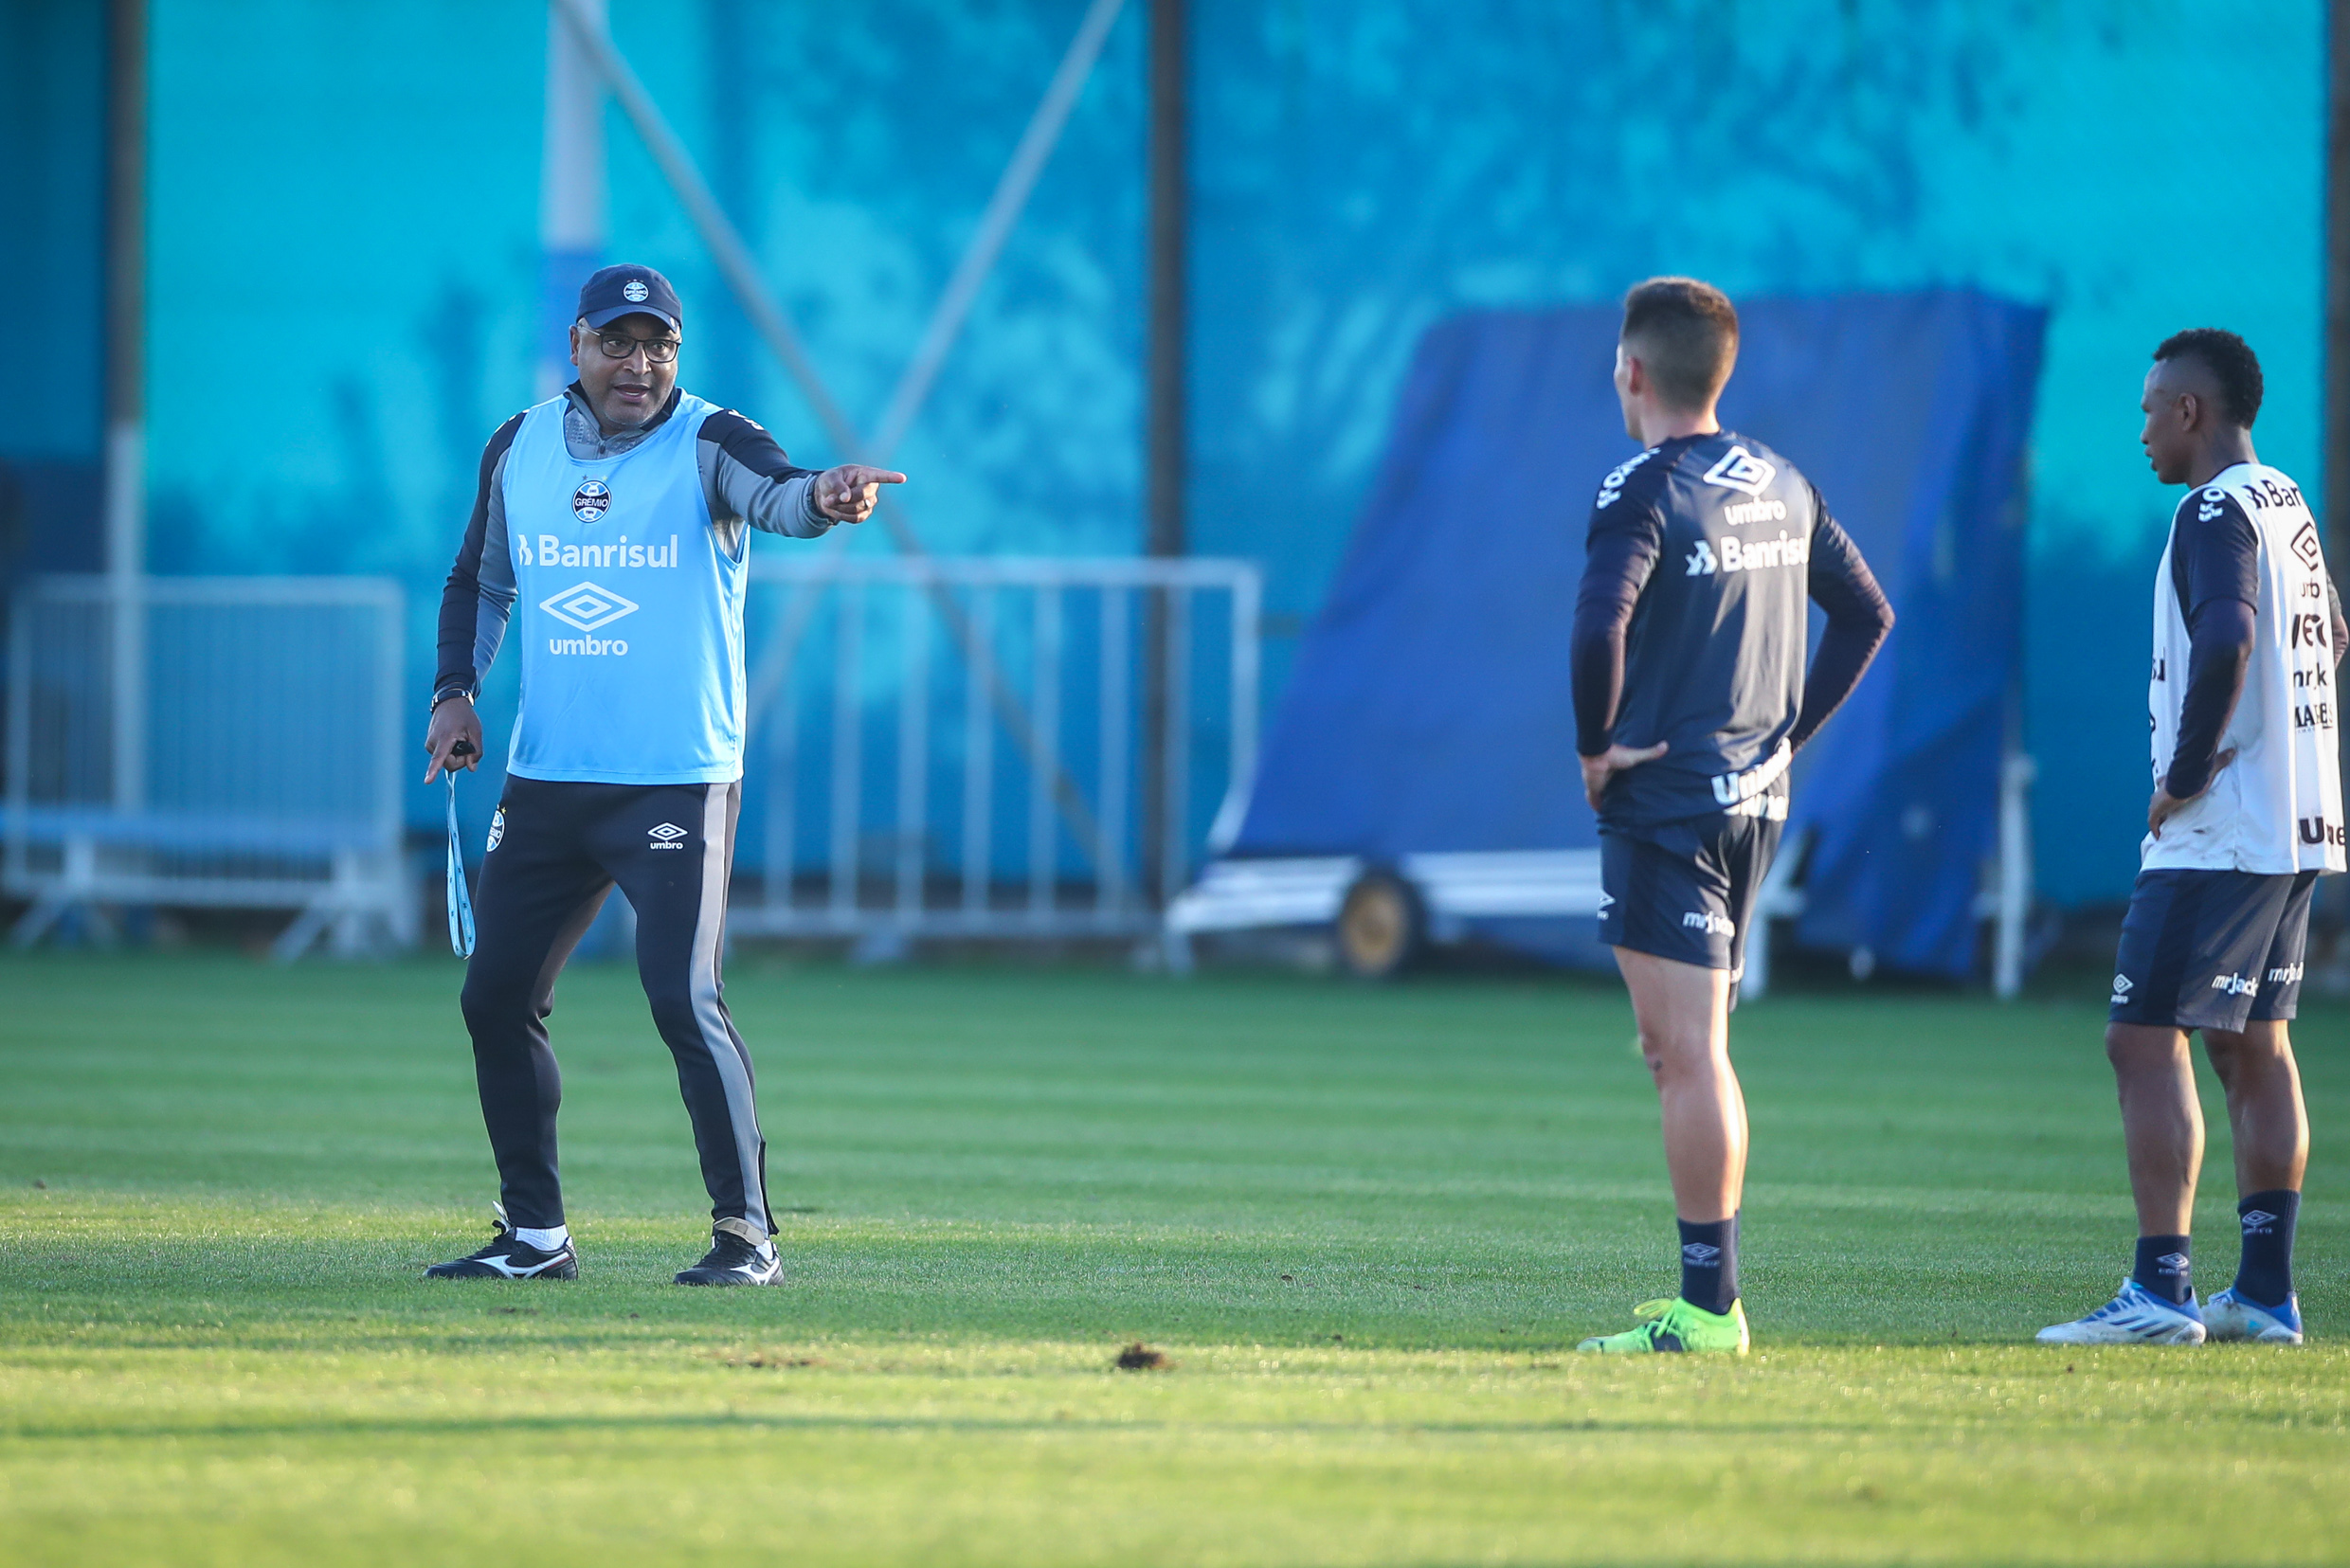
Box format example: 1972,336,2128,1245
591,331,680,363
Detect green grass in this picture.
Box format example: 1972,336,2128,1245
0,950,2344,1566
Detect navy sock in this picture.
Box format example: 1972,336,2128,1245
2132,1235,2193,1306
2232,1190,2300,1308
1677,1216,1738,1315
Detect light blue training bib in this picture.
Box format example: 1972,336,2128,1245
499,391,749,784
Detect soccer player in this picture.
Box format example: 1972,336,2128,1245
2039,330,2343,1346
420,264,903,1286
1570,278,1894,1354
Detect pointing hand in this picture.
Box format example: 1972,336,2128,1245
814,464,907,525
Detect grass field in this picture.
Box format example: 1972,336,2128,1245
1,949,2345,1566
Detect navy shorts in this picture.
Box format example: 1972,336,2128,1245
2108,868,2317,1032
1599,811,1784,977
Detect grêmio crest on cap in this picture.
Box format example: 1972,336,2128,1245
573,479,612,524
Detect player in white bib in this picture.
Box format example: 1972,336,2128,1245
2041,331,2344,1347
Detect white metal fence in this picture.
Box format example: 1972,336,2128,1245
731,555,1261,948
3,575,412,958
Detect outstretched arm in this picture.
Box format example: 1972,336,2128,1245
1789,509,1893,751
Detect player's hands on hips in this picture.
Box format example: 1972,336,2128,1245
425,695,483,784
2147,748,2233,837
814,464,907,525
1580,741,1668,811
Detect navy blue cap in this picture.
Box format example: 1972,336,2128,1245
577,264,682,333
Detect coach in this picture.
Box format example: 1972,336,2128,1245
420,263,902,1287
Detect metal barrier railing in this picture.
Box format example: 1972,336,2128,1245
4,575,412,958
731,555,1261,946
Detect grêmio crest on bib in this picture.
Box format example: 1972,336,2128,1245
571,479,611,523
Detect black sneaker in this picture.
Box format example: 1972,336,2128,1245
425,1210,578,1280
675,1228,782,1287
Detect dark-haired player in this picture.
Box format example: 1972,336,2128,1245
2039,330,2342,1346
1571,278,1894,1354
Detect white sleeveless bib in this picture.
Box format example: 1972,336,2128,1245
2144,462,2343,874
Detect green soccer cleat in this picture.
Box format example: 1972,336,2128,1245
1578,1297,1749,1354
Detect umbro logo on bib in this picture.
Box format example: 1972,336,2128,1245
2291,521,2323,571
573,479,612,524
541,583,639,633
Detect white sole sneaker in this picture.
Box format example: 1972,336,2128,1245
2205,1288,2303,1344
2036,1278,2206,1345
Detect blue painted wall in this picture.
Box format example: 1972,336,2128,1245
1,0,108,576
22,0,2334,905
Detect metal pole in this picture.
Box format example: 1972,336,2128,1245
105,0,147,815
1141,0,1187,905
538,0,606,397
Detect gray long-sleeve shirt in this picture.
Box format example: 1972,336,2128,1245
434,384,830,699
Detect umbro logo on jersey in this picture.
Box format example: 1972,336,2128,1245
541,582,639,633
572,479,612,523
2241,1209,2279,1235
648,822,689,851
1721,497,1789,525
1701,444,1777,497
1681,1242,1722,1265
2110,973,2133,1004
2209,972,2258,997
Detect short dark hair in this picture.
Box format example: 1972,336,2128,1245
1621,278,1740,409
2154,328,2263,427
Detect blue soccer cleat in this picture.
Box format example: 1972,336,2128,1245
2036,1278,2206,1345
2204,1286,2304,1345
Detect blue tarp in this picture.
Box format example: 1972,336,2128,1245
1229,290,2046,979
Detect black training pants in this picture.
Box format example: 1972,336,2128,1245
459,774,770,1234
